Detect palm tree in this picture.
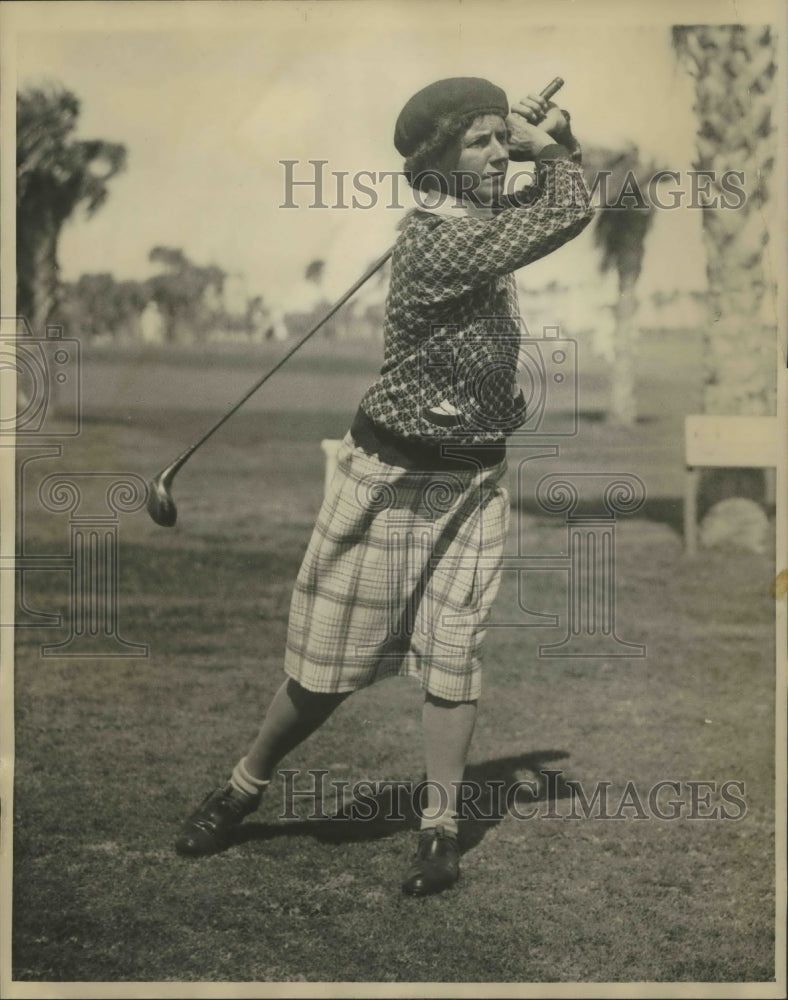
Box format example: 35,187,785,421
147,246,225,344
17,85,126,332
302,258,337,337
583,144,656,427
671,25,777,417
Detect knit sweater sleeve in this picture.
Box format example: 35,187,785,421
403,148,594,305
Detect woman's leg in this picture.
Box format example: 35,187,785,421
244,683,476,818
421,692,477,830
402,692,476,895
243,678,351,780
175,678,349,855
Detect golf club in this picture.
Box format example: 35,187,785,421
146,246,392,526
146,76,566,527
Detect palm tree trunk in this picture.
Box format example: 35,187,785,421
17,202,61,332
700,200,775,416
609,274,638,428
672,24,777,546
673,24,777,417
17,86,127,337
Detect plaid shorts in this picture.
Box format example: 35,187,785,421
283,432,510,702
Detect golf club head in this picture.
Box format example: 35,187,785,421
146,465,178,527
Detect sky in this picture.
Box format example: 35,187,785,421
10,0,778,313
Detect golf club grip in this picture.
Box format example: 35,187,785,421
539,77,564,101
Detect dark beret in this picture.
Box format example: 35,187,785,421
394,77,509,157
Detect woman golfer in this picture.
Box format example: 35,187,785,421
176,77,593,896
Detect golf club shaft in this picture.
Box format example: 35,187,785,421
161,246,393,477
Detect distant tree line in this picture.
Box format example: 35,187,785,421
58,247,268,344
17,84,272,344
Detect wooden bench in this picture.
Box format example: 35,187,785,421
684,415,779,554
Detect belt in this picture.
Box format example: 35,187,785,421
349,407,506,472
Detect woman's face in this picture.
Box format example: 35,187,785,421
437,113,509,205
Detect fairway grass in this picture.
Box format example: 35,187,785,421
10,340,778,986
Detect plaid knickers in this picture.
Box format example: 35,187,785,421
283,432,510,702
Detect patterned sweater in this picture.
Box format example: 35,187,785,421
358,144,594,446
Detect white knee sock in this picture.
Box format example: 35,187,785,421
230,757,270,799
420,812,459,837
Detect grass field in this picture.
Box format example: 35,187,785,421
10,331,779,987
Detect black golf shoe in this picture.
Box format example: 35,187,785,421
401,826,460,897
175,784,259,856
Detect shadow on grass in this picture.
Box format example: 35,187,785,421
569,409,660,426
228,748,571,855
514,467,776,540
515,493,685,537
